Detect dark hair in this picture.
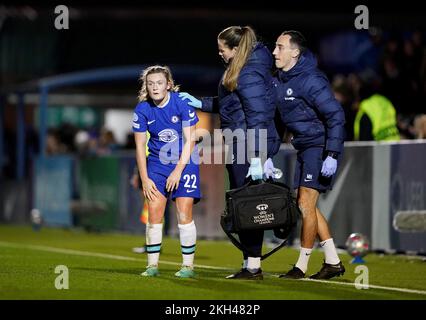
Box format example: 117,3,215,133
282,30,307,56
218,26,257,91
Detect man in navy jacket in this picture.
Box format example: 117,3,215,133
273,31,346,279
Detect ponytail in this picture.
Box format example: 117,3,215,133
219,26,257,91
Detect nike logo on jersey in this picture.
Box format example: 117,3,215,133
189,111,195,118
186,189,196,193
148,120,156,125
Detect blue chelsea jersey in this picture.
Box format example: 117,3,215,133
132,92,199,164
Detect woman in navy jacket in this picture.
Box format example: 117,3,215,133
180,26,281,280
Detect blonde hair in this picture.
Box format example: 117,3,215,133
138,65,180,102
218,26,257,91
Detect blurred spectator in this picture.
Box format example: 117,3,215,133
414,114,426,139
396,114,417,139
74,130,90,155
347,72,362,98
383,36,402,64
380,56,405,113
96,128,119,155
379,32,426,115
123,132,136,149
57,123,78,153
332,75,356,141
323,30,426,142
46,128,68,155
87,130,99,155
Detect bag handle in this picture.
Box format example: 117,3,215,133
220,214,288,261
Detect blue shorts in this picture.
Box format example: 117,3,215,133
147,159,201,203
293,147,340,193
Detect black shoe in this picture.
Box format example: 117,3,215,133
279,266,305,279
309,261,345,279
226,268,263,280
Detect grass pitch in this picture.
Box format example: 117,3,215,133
0,225,425,300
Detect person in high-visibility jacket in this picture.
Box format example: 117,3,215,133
354,94,400,141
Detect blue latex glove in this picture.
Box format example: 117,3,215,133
321,156,337,177
263,158,283,179
246,158,263,180
179,92,202,109
263,158,275,179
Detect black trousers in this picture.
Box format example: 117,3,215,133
226,161,264,259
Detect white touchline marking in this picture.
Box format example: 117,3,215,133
0,241,231,271
301,278,426,296
1,240,426,295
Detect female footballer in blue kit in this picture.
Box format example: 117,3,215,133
133,65,200,278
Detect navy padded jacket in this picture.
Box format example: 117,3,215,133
201,43,280,159
274,50,345,153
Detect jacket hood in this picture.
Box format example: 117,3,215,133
278,49,317,81
245,42,273,69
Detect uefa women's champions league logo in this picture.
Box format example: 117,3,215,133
256,204,269,212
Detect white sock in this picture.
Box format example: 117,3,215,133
320,238,340,265
295,247,312,273
178,220,196,267
247,257,261,273
146,223,163,267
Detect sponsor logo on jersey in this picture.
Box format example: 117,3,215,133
158,129,178,143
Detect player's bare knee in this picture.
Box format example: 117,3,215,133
298,205,308,218
176,211,192,225
148,206,164,224
148,215,163,224
297,200,315,219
